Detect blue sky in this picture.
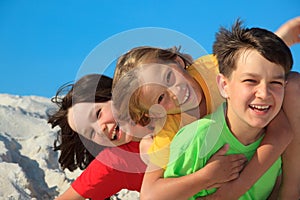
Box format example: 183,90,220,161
1,0,299,98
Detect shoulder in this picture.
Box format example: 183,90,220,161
194,54,218,67
190,54,218,71
171,104,226,151
170,118,213,150
97,142,146,173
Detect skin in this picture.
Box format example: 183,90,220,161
208,49,286,199
56,16,300,200
212,16,300,200
140,49,286,199
275,16,300,47
217,49,285,144
68,100,152,147
57,100,152,200
57,101,115,200
138,63,205,116
58,99,246,200
137,58,245,200
278,71,300,199
275,16,300,199
140,18,300,200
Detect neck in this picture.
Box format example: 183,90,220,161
186,94,207,119
225,106,264,146
132,137,142,142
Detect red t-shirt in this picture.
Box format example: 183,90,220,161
71,141,146,199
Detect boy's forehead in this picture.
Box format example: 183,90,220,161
235,49,285,76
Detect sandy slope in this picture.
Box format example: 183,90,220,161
0,94,139,199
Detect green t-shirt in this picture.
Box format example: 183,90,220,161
164,103,282,200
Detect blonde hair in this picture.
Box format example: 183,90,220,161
112,46,193,126
112,46,193,88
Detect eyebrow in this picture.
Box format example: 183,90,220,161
241,72,285,80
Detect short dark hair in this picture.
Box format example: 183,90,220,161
213,19,293,78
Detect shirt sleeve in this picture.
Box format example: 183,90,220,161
71,158,124,200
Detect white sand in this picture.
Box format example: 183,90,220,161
0,94,139,199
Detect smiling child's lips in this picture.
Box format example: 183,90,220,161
179,85,190,105
109,124,120,140
249,104,271,111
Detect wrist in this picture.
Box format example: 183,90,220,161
195,167,214,189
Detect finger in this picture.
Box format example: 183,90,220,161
227,172,240,182
231,160,247,173
226,153,247,162
214,144,230,156
207,183,223,189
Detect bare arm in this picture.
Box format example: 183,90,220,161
202,17,299,199
268,175,282,200
279,72,300,198
140,144,246,200
55,186,85,200
208,110,292,199
275,16,300,47
139,17,299,200
139,135,154,164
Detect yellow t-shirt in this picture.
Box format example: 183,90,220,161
147,54,224,168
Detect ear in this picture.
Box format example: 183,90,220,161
216,73,229,99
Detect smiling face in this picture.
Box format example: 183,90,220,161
137,63,203,117
67,100,152,147
218,49,286,140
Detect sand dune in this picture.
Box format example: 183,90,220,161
0,94,138,199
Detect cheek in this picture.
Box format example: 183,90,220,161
149,104,166,118
228,85,252,103
102,108,115,121
162,103,176,114
163,95,179,111
94,137,109,146
131,126,152,138
274,89,285,103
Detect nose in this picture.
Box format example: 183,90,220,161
98,120,107,133
166,89,178,105
93,118,107,135
256,83,270,99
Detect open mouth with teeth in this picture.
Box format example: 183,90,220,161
179,85,190,105
110,124,120,140
249,104,270,112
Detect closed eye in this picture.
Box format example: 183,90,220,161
271,80,284,86
96,108,102,119
243,79,257,83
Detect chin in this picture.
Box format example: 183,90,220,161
250,122,269,129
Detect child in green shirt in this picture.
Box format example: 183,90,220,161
163,20,293,199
